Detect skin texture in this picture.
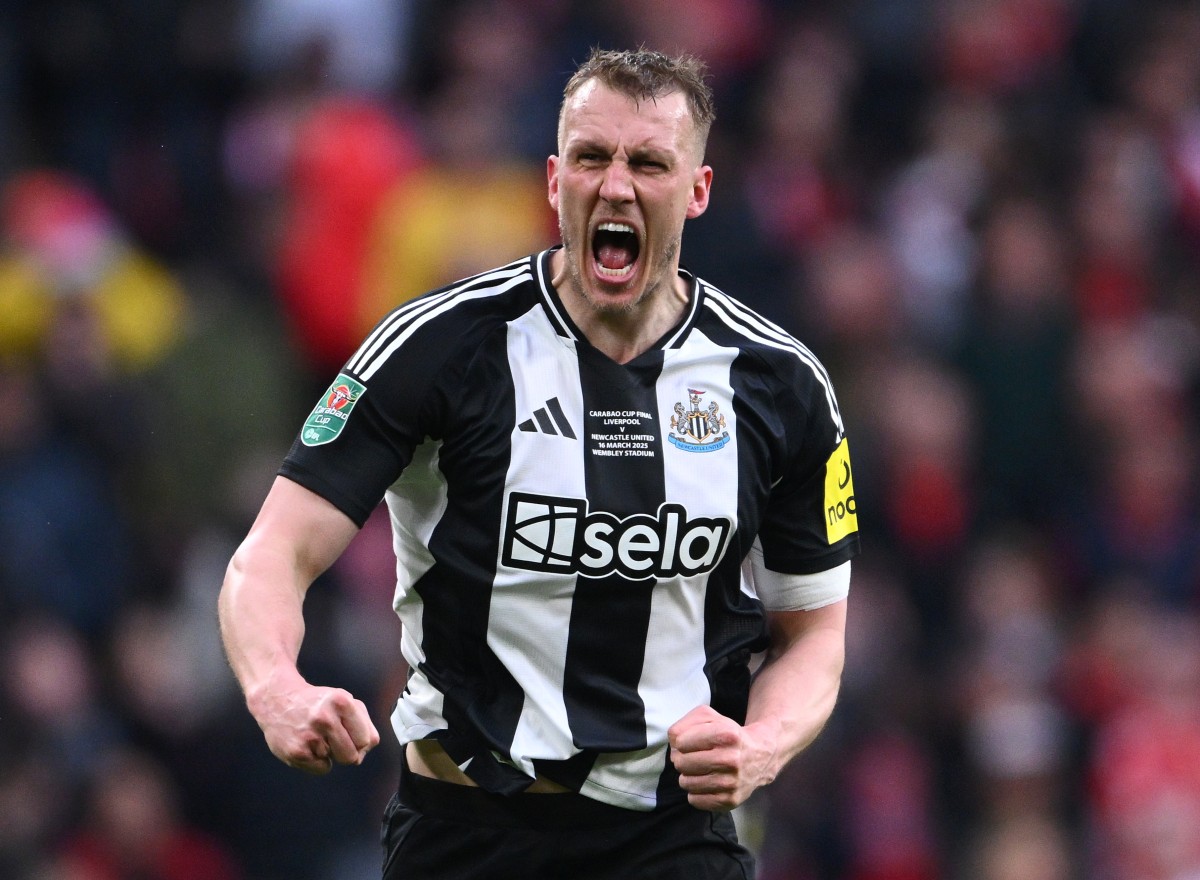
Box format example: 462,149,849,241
218,477,379,775
218,73,849,813
548,80,712,364
669,601,847,810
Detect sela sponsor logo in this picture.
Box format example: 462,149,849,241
302,373,366,446
824,437,858,544
502,492,733,579
668,388,729,453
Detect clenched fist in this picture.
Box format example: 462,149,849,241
668,704,778,811
249,678,380,775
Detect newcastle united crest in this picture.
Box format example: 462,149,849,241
669,389,730,453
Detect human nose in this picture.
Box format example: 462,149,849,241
598,160,634,204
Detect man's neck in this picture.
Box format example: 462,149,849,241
550,252,690,364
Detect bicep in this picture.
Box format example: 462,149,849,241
765,598,848,659
234,476,362,589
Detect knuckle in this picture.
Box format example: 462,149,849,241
306,711,334,733
314,689,340,711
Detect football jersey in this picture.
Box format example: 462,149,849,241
281,248,860,810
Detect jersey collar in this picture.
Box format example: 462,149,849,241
535,246,702,353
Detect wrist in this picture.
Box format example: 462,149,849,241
742,718,786,785
244,665,307,716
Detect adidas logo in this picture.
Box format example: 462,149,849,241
518,397,576,439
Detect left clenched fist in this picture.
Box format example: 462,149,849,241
668,704,778,811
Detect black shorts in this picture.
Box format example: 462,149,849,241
380,760,756,880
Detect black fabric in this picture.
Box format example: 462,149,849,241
381,762,756,880
282,250,859,807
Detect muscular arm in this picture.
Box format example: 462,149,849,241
669,598,847,810
218,476,380,773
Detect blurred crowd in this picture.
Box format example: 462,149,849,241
0,1,1198,879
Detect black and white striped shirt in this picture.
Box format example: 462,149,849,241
281,248,860,810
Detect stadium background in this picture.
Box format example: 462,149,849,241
1,1,1198,878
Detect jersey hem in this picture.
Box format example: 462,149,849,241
277,465,375,529
761,536,861,576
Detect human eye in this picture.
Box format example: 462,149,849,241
572,146,608,166
632,155,669,172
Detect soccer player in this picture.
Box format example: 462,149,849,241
219,47,860,879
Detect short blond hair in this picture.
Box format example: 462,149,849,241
558,47,716,157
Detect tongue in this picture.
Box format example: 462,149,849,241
598,243,635,271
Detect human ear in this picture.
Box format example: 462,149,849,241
547,155,561,210
686,165,713,219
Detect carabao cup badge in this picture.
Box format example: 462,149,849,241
302,373,366,446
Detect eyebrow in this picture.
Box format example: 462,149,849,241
568,137,609,154
567,138,675,162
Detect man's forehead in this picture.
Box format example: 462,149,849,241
561,80,693,144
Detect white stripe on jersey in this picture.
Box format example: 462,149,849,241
387,440,453,742
581,745,670,810
652,335,740,708
391,632,450,740
349,260,533,380
487,307,588,773
701,282,845,438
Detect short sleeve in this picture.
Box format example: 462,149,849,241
278,303,464,527
753,357,861,575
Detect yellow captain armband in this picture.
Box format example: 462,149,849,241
823,437,858,544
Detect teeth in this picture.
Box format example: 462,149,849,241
594,222,637,280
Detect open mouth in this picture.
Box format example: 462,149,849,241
592,222,640,281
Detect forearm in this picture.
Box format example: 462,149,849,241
218,477,360,699
219,543,381,772
218,543,312,706
668,601,847,810
218,477,377,772
742,606,846,781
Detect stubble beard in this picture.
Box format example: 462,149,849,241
558,223,681,317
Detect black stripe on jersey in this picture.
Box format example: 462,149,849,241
349,258,534,380
701,282,844,437
559,347,667,752
408,325,529,789
349,258,527,370
710,352,777,699
701,281,837,390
